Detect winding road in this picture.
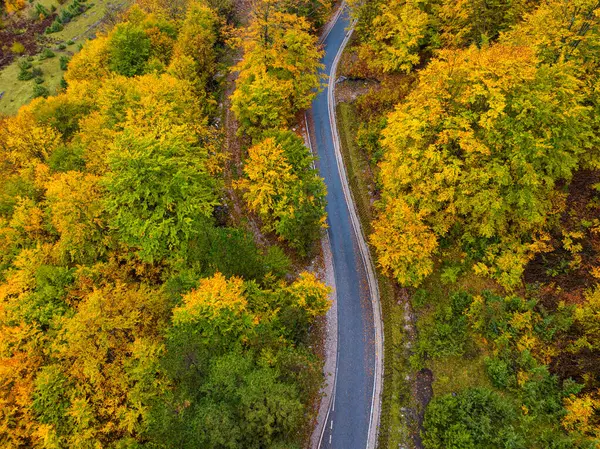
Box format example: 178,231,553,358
307,6,383,449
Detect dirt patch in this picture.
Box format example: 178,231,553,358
413,368,433,449
0,14,56,69
524,169,600,300
335,78,378,103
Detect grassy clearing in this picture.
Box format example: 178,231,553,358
336,101,414,449
0,0,130,115
0,51,68,115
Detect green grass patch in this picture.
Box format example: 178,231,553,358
336,100,413,449
0,53,67,115
431,354,491,397
0,0,132,115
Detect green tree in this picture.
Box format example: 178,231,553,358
423,388,522,449
104,132,220,262
108,23,152,76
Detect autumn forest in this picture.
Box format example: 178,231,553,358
1,0,600,448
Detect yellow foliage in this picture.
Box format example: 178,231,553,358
238,137,297,223
4,0,26,13
563,393,600,436
287,272,331,318
173,273,248,325
64,36,111,84
371,198,437,287
44,172,106,264
0,112,61,169
359,0,429,73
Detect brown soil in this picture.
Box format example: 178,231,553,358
524,169,600,304
0,14,56,69
414,368,433,449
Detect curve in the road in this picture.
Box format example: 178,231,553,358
307,6,384,449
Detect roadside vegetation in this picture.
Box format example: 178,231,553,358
0,0,334,448
339,0,600,447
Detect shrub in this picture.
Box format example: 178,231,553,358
18,60,32,70
423,388,524,449
18,69,34,81
58,43,66,50
484,356,516,389
11,41,25,54
59,10,72,23
31,67,42,77
59,55,69,70
416,291,473,359
35,2,49,17
34,77,44,84
39,48,55,60
32,84,49,98
45,19,63,34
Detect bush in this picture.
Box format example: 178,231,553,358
18,60,32,70
45,19,63,34
423,388,524,449
39,48,55,60
34,77,44,84
32,84,49,98
31,67,42,77
58,43,66,50
59,10,72,23
484,356,516,389
35,2,49,17
59,55,70,70
18,69,34,81
11,41,25,54
416,291,473,359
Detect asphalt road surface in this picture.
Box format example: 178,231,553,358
308,7,377,449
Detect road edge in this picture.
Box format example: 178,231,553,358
304,112,339,449
326,10,384,449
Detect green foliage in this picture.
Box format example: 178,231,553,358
39,48,55,60
484,356,516,389
34,2,49,17
423,387,523,449
104,132,220,262
45,18,64,33
108,23,151,76
32,365,72,433
32,84,49,98
47,145,86,172
416,291,472,359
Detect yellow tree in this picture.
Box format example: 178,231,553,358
238,131,327,254
53,283,168,447
44,171,106,264
373,44,594,287
168,2,220,91
231,4,323,137
358,0,429,73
